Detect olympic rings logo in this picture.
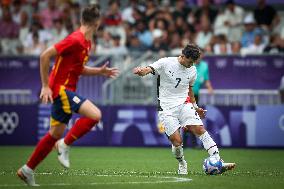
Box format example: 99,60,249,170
0,112,19,135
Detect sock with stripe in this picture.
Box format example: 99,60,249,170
64,117,98,145
199,131,220,160
172,145,185,163
27,133,58,170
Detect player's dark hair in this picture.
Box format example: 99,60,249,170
182,44,201,61
81,4,100,25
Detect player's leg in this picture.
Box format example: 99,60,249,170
187,125,220,159
57,99,101,168
17,123,66,186
168,130,188,175
159,107,188,175
63,99,101,145
179,103,220,159
187,125,236,172
180,103,235,172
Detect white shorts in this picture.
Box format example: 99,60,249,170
158,103,203,137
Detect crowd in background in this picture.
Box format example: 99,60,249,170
0,0,284,56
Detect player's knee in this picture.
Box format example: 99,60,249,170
172,139,183,147
49,130,64,139
93,108,102,121
191,125,206,136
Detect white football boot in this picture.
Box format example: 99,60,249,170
220,159,236,173
178,160,188,175
56,138,70,168
17,165,39,186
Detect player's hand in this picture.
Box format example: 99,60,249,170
195,108,206,119
40,86,53,104
100,61,119,78
133,67,144,76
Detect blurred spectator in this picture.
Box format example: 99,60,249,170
169,33,183,56
263,34,284,54
110,35,128,55
150,29,169,54
23,21,52,48
24,31,46,55
195,15,212,49
223,0,244,42
96,31,114,54
194,0,218,25
174,15,192,36
241,14,262,48
69,2,81,32
39,0,62,29
103,0,122,27
213,34,232,54
144,0,157,22
122,0,144,24
0,6,20,54
128,33,147,52
11,0,26,25
96,34,128,56
0,6,20,39
104,0,126,46
136,20,153,47
18,9,29,54
231,41,241,54
214,8,229,36
241,34,265,55
172,0,192,21
0,0,283,56
254,0,277,30
48,18,68,46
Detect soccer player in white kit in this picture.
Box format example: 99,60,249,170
133,44,235,174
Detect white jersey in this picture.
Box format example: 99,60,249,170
149,57,197,110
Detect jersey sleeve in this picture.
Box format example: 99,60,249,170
148,58,165,75
54,36,78,55
189,67,197,87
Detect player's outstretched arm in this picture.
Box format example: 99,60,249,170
82,62,119,78
39,46,57,104
133,66,153,77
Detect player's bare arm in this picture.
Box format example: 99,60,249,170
133,66,153,76
188,86,206,119
39,46,57,104
205,80,214,94
82,62,119,78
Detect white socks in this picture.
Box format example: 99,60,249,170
23,164,34,173
199,131,220,160
172,145,185,163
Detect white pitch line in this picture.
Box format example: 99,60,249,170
0,175,192,187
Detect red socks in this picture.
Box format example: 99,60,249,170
27,133,57,170
26,117,97,170
64,117,98,145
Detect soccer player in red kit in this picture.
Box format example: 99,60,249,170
17,5,119,186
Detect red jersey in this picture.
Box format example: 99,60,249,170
49,29,91,99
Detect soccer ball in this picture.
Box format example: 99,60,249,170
203,157,223,175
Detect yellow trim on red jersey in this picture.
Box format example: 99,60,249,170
53,56,63,76
64,73,70,85
83,55,89,65
59,86,71,114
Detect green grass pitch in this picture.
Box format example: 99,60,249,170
0,147,283,189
